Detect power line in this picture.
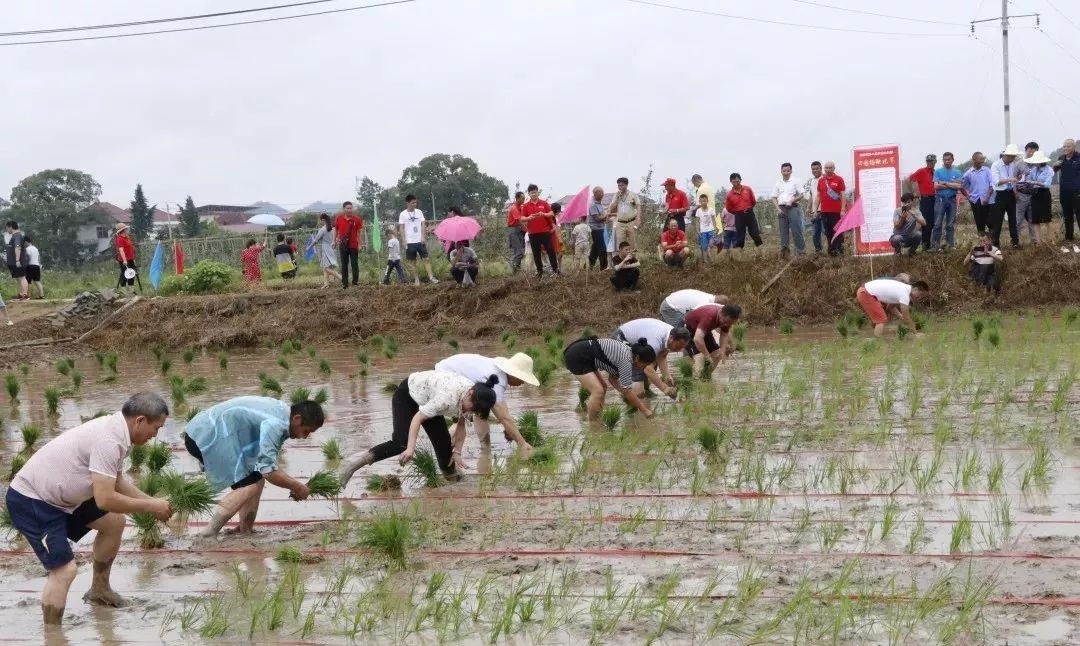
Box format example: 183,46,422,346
0,1,337,38
622,0,965,37
1037,27,1080,67
783,0,965,26
0,0,415,46
1043,0,1080,34
972,33,1080,108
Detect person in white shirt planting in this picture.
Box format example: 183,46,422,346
856,278,930,338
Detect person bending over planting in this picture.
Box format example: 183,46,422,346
184,396,325,537
613,318,691,398
856,278,930,337
563,336,656,420
434,353,540,459
4,393,173,626
683,302,742,378
338,372,499,487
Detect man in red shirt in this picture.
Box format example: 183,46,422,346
660,218,690,267
817,161,848,256
113,223,138,291
506,191,526,273
662,178,690,231
682,302,742,378
723,173,763,248
520,183,559,277
333,201,363,288
908,154,937,251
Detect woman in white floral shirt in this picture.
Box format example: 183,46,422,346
339,370,498,485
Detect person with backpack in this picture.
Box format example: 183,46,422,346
5,220,29,301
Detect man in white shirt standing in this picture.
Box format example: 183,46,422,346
991,145,1022,248
856,278,930,338
772,162,806,257
398,194,438,285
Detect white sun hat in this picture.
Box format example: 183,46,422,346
1002,144,1022,156
494,353,540,386
1024,151,1052,165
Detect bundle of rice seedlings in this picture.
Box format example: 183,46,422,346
368,334,384,350
534,360,555,387
313,388,329,405
897,325,911,340
383,348,397,360
185,376,208,394
600,406,622,431
528,445,558,468
279,340,295,356
696,426,722,456
356,351,369,366
146,442,172,474
56,359,73,377
835,321,850,339
972,318,986,340
385,336,400,353
447,339,460,351
44,388,61,416
169,376,186,406
366,474,402,492
182,349,196,364
517,411,544,447
139,472,166,497
159,358,173,375
778,319,795,335
290,387,311,405
1065,308,1080,327
434,325,448,340
129,443,149,472
94,351,106,367
150,345,165,361
381,380,399,394
675,357,694,381
21,425,42,451
7,452,28,480
410,450,441,488
275,545,323,564
104,352,119,373
5,374,20,403
306,347,317,359
358,511,412,566
165,476,217,517
71,371,83,390
277,357,291,371
318,359,332,375
132,512,164,549
17,363,30,376
320,438,343,461
185,407,201,422
986,329,1001,347
306,471,343,498
258,373,283,396
217,352,229,370
577,387,589,411
912,312,928,332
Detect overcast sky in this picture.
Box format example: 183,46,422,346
2,0,1078,211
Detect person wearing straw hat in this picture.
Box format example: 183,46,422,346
433,352,540,458
112,223,139,292
991,144,1023,248
1018,149,1056,245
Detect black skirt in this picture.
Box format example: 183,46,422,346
563,339,598,375
1030,188,1052,224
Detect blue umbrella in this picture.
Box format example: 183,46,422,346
149,241,164,290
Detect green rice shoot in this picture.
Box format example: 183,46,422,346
358,511,412,567
517,411,544,447
21,425,42,451
129,443,149,471
165,476,217,517
289,387,311,405
313,388,329,405
8,452,28,480
320,438,343,461
366,474,402,492
410,450,441,488
5,374,20,402
600,406,622,431
44,388,61,415
146,442,172,474
306,471,343,498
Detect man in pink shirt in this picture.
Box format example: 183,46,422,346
5,393,173,626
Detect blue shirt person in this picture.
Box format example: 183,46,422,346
930,152,966,249
184,396,325,537
962,165,995,205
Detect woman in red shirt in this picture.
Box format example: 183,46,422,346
113,223,138,289
240,237,266,285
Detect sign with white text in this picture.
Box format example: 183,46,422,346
852,144,901,256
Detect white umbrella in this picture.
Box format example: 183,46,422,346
246,213,286,227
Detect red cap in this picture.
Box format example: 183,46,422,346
662,178,677,187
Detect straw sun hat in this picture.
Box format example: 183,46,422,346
494,353,540,386
1024,151,1052,165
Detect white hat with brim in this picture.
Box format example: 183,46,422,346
494,353,540,386
1002,144,1022,156
1024,151,1052,165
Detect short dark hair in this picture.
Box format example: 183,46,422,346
405,194,417,202
5,220,17,229
943,151,954,158
780,162,792,170
691,174,702,181
912,280,930,292
276,233,285,241
729,172,741,181
811,161,822,167
246,238,257,248
291,401,325,429
514,191,524,199
551,203,562,213
1025,141,1039,151
901,192,915,203
619,241,631,249
23,235,32,244
721,303,743,319
616,177,629,185
448,206,463,216
669,326,692,344
527,184,539,192
342,201,353,208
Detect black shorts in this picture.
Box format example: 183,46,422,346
5,487,107,570
563,339,599,376
7,265,25,279
184,434,262,489
405,242,429,260
26,266,41,283
611,331,648,382
685,327,720,357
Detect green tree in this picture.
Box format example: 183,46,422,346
178,195,200,237
129,184,156,241
356,176,401,223
8,169,103,268
287,211,320,229
395,153,509,219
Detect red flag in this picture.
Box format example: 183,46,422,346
173,241,185,275
831,197,865,242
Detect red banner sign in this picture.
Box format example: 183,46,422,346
852,144,901,256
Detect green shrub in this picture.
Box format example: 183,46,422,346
159,260,239,295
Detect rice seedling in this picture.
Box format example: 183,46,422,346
0,505,12,535
159,358,172,375
182,349,196,364
169,375,186,406
986,328,1001,347
289,386,311,404
70,371,83,390
318,359,331,375
518,411,544,446
912,312,928,331
576,386,589,410
949,509,973,553
44,388,60,416
277,357,290,371
447,339,460,351
185,407,201,422
275,546,304,563
972,318,985,340
313,388,329,405
599,405,622,431
357,511,413,567
258,373,282,396
146,442,172,474
835,321,850,339
320,438,342,461
216,352,229,370
534,360,555,387
880,498,900,542
410,450,442,488
306,471,343,498
897,325,911,340
528,444,558,468
695,426,722,456
21,424,42,451
17,363,29,376
381,380,398,394
5,374,20,403
55,358,73,376
778,319,795,335
129,443,148,472
132,512,164,549
1064,307,1079,327
8,451,28,479
905,513,927,554
434,325,447,340
366,474,402,492
104,352,119,373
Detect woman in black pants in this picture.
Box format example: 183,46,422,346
337,371,498,486
563,337,656,421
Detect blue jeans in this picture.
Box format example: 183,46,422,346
932,196,957,248
778,206,806,254
809,214,824,252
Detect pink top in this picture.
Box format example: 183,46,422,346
720,209,736,231
11,412,130,513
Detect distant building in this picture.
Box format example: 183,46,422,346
77,202,177,254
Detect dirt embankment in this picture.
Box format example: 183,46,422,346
67,249,1078,352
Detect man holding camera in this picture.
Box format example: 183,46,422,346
890,192,925,256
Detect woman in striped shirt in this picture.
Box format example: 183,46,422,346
563,337,656,420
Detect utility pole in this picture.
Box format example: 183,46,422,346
971,3,1039,145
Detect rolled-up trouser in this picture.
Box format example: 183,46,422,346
919,196,936,249
777,206,805,254
932,196,957,248
370,379,456,472
508,227,526,272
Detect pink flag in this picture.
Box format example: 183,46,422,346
831,196,865,242
557,185,590,225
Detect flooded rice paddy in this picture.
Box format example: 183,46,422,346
1,316,1079,644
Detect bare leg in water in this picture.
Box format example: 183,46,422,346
81,512,127,608
200,481,264,537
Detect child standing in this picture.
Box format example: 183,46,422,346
273,233,297,279
571,216,591,270
24,236,43,299
719,208,737,252
383,228,407,285
694,194,715,263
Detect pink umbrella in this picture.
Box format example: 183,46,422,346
433,215,483,243
558,185,590,225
